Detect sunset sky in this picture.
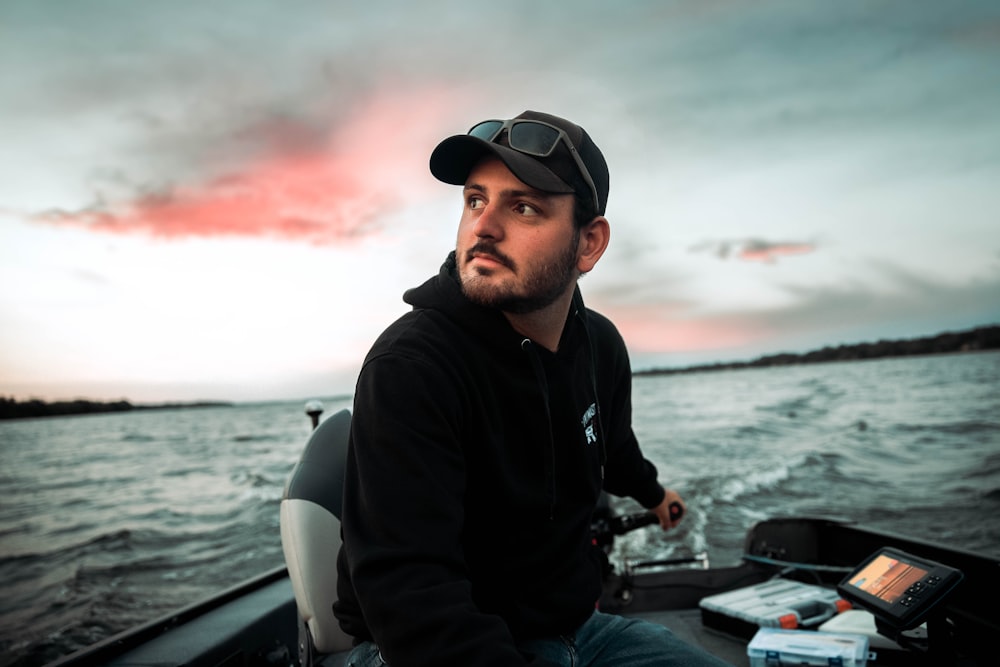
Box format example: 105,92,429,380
2,0,998,403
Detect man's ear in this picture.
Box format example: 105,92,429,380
577,216,610,274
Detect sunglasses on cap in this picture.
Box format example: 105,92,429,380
468,119,601,213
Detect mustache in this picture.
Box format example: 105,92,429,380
466,242,515,270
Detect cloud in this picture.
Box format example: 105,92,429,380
770,261,1000,330
33,156,382,245
70,268,110,285
609,304,768,355
28,87,460,245
603,257,1000,367
690,238,816,263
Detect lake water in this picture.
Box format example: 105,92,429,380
1,351,998,666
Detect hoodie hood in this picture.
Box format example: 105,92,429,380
403,251,514,345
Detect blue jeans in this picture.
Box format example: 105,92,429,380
345,641,385,667
517,611,733,666
346,611,733,666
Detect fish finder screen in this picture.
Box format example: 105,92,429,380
839,547,964,630
846,554,928,604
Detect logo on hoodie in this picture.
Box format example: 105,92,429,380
581,403,597,445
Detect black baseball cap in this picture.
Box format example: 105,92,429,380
429,110,610,215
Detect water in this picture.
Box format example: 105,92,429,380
2,353,998,666
619,352,1000,568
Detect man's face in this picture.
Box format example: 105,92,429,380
456,158,581,315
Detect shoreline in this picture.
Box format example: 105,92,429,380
3,325,997,419
635,324,999,377
0,398,233,421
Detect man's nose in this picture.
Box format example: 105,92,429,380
471,203,504,239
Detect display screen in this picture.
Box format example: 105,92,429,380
838,547,964,630
846,554,930,604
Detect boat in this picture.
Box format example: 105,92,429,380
46,407,999,667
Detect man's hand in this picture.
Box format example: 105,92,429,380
651,487,686,531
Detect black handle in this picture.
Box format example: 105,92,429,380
593,502,686,541
612,512,658,534
612,503,684,534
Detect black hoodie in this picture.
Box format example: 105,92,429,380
334,253,666,666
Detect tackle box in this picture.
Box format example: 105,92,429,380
747,627,869,667
700,579,851,638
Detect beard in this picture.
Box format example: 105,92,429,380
458,228,581,314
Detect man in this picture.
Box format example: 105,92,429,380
334,111,729,666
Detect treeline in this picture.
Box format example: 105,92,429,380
0,398,232,421
635,324,1000,377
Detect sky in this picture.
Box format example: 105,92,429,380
1,0,998,403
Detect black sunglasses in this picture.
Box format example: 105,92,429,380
468,119,600,212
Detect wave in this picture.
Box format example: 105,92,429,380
965,452,1000,478
233,430,292,445
893,420,1000,435
753,378,845,421
232,434,280,443
733,423,785,439
0,528,135,565
697,452,814,505
714,465,791,503
120,433,157,443
160,466,212,478
232,471,281,488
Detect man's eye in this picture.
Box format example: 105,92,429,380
515,202,539,216
468,196,485,210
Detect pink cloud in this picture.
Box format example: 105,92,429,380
691,238,816,263
605,303,767,354
33,88,458,244
737,239,815,263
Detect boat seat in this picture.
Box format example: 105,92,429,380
280,408,355,666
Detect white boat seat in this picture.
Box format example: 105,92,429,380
280,408,355,665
